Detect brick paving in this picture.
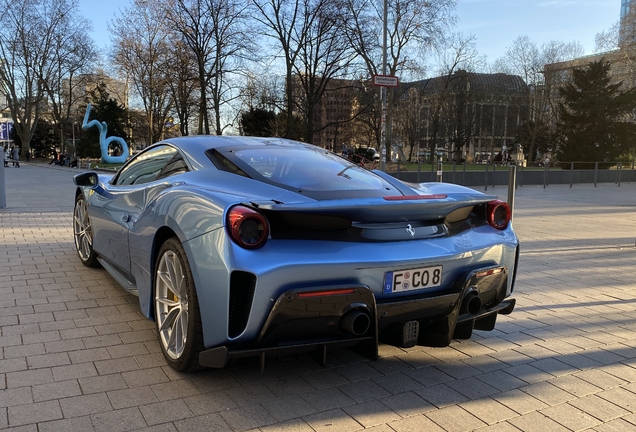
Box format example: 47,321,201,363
1,162,636,431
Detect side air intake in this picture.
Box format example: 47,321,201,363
228,271,257,338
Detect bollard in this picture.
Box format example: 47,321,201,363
507,166,516,222
594,162,598,187
452,161,456,184
493,161,496,188
0,149,6,208
485,162,489,191
519,163,523,188
437,162,443,182
570,162,574,188
618,162,622,187
462,161,466,186
396,160,400,180
417,158,421,183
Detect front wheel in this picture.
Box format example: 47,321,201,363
73,194,100,268
154,237,204,371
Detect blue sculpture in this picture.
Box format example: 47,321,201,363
82,103,130,164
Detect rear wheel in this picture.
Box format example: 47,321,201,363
73,194,100,267
154,237,204,371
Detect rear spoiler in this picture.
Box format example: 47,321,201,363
250,193,498,224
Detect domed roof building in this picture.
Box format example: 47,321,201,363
395,70,529,163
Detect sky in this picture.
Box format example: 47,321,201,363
79,0,621,64
456,0,619,62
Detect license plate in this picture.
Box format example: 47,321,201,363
383,265,443,294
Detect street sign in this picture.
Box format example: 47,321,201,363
0,122,13,141
372,75,399,87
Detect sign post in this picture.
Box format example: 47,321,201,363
372,75,399,87
0,121,10,208
372,74,399,172
0,148,6,208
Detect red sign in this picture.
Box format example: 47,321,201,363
372,75,399,87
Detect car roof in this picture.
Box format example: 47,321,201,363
161,135,313,155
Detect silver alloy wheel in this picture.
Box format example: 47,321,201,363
155,250,189,360
73,198,93,261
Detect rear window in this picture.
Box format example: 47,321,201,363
208,146,398,195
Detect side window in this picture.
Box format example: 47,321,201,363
115,145,178,186
156,154,189,180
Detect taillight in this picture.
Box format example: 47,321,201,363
227,206,269,249
487,200,511,230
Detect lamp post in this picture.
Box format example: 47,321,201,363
72,121,76,155
59,123,65,156
380,0,388,171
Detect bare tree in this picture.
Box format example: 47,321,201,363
240,71,282,112
596,9,636,88
206,0,254,135
393,86,422,161
42,11,96,154
250,0,321,139
166,38,200,137
425,33,483,161
162,0,214,135
164,0,252,136
111,0,173,146
341,0,456,158
345,78,381,149
293,0,357,143
0,0,87,156
493,36,583,161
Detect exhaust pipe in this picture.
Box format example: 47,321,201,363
460,291,482,315
340,310,371,336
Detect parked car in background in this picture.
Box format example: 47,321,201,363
352,146,380,163
72,136,518,371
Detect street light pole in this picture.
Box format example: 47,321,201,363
380,0,388,171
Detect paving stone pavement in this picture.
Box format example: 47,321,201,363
0,162,636,431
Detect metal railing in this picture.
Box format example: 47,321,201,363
392,160,635,188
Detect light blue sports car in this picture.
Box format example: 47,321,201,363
73,136,519,371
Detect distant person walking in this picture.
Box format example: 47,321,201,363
12,147,19,168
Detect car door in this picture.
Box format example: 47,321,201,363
89,145,179,273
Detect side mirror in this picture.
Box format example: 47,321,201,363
74,172,98,187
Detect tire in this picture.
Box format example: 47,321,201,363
73,194,100,268
154,237,204,371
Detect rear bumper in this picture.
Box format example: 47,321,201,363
199,264,515,368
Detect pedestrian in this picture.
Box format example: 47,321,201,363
12,147,19,168
3,147,9,167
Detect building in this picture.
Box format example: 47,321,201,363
542,1,636,125
620,0,635,45
309,72,530,163
0,87,13,147
549,0,636,89
310,78,369,151
61,72,128,116
395,71,529,163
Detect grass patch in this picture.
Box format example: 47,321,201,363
392,163,554,172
